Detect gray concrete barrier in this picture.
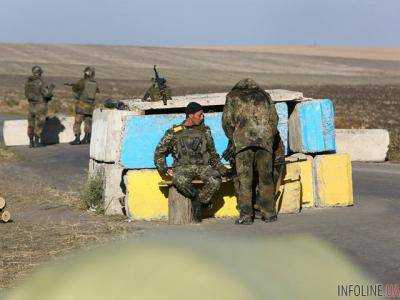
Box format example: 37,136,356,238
3,115,83,146
90,109,140,163
335,129,389,162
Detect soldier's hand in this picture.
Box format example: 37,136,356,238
166,169,173,177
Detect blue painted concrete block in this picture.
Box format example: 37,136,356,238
288,99,336,154
121,104,289,169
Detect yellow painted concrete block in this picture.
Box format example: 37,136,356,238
314,154,354,207
125,170,238,220
295,156,315,208
125,170,169,220
277,162,301,214
213,183,238,218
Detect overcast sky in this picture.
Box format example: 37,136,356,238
0,0,399,46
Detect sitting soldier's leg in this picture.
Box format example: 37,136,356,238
235,150,256,224
70,114,84,145
255,150,277,222
197,166,221,205
172,166,201,222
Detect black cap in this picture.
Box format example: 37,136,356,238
186,102,203,115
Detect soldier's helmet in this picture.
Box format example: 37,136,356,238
84,66,96,79
32,65,43,76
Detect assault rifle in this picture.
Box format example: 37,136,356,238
153,65,168,105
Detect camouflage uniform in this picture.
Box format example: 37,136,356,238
142,79,172,102
154,123,226,207
24,66,54,147
69,67,99,145
222,78,278,222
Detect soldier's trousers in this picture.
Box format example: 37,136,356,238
27,102,48,138
173,165,221,204
235,148,276,218
73,114,92,135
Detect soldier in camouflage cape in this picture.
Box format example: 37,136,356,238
67,66,100,145
222,78,278,225
24,65,55,148
154,102,227,222
142,78,172,102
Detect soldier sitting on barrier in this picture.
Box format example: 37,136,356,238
154,102,228,222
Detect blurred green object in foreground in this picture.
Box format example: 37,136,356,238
6,233,371,300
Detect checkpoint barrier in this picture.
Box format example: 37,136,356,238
124,169,238,220
314,154,354,207
124,168,307,221
85,91,357,216
335,129,389,162
90,109,140,163
3,115,84,146
88,159,125,215
288,99,336,154
120,103,288,169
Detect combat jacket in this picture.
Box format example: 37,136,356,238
73,78,99,115
222,79,278,153
142,83,172,102
154,123,225,176
24,75,54,103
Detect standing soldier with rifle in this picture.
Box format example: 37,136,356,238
222,78,279,225
24,65,55,148
65,66,99,145
142,65,172,105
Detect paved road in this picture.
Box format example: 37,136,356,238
4,142,399,283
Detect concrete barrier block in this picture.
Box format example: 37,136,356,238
277,162,301,214
289,99,336,154
125,170,169,220
124,170,239,220
285,153,315,208
335,129,389,162
88,159,125,215
275,102,288,155
314,154,354,207
121,105,288,169
3,115,84,146
90,109,139,163
127,89,303,111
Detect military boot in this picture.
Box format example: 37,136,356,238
261,214,277,223
235,213,254,225
81,133,91,144
34,136,45,148
69,134,81,145
235,206,254,225
29,137,35,148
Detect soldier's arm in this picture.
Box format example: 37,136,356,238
154,129,174,176
41,81,55,100
268,103,279,133
72,79,85,94
222,96,235,140
142,88,150,101
204,127,227,175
